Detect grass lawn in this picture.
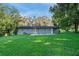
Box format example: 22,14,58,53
0,33,79,56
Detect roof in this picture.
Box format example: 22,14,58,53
17,26,58,29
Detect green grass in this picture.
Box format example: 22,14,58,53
0,33,79,56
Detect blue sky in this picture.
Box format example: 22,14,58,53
6,3,55,18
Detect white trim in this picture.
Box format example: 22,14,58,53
31,34,55,36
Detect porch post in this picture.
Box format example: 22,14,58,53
51,28,53,34
34,28,37,34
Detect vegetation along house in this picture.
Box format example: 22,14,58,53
17,26,59,35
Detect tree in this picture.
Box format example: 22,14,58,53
34,16,53,26
0,4,20,36
17,17,33,26
49,3,79,33
0,15,16,36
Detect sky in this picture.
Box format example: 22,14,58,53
6,3,55,18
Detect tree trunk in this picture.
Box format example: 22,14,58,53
14,28,17,35
4,33,8,36
74,22,78,33
4,30,10,36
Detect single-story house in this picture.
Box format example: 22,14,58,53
16,26,59,35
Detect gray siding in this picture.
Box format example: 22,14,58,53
36,29,52,34
17,28,54,34
17,29,33,34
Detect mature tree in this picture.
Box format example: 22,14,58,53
49,3,79,32
17,17,33,26
0,15,16,36
0,4,20,36
34,16,53,26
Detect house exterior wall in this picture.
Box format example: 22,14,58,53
36,29,52,34
17,28,54,35
17,29,33,34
